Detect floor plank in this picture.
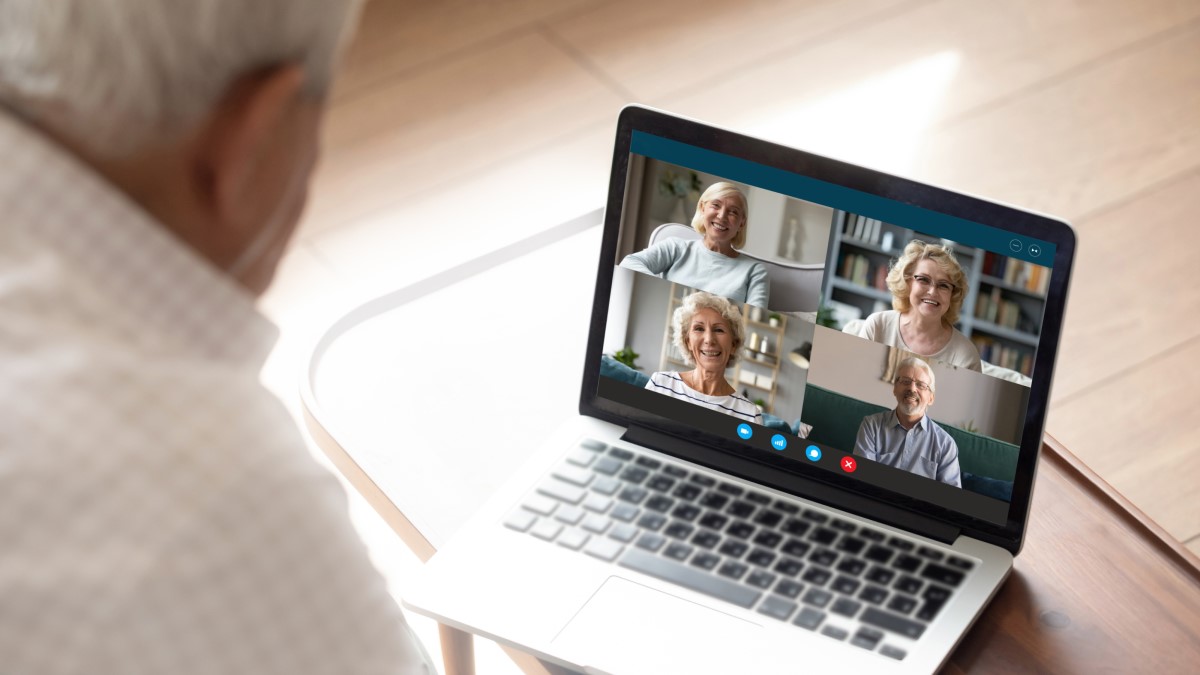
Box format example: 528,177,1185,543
302,30,625,238
1049,337,1200,542
334,0,598,103
910,19,1200,218
548,0,914,101
1189,537,1200,558
1050,170,1200,402
650,0,1200,180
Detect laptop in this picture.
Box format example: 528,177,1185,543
402,105,1075,674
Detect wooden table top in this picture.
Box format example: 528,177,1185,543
945,434,1200,673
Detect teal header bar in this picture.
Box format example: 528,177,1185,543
631,131,1055,266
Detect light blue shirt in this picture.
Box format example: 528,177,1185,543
620,238,770,308
853,410,962,487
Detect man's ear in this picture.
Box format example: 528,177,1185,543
194,65,306,225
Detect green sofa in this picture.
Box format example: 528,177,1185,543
801,384,1017,499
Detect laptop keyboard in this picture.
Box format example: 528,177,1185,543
504,439,976,662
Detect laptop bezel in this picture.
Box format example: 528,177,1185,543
579,105,1075,555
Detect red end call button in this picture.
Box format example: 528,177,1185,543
840,456,857,473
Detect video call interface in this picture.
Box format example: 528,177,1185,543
596,132,1058,525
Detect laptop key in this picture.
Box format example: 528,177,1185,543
699,493,729,509
690,552,720,571
637,513,666,531
618,486,648,505
522,494,558,516
698,512,728,530
757,596,797,621
610,503,639,522
802,567,832,587
583,537,624,562
691,531,720,549
836,557,866,576
851,627,884,651
636,532,666,552
553,465,593,487
746,549,776,568
859,585,889,605
726,500,756,518
820,625,849,641
809,527,838,546
753,531,783,549
689,474,716,487
719,540,749,559
504,510,536,532
670,503,701,522
864,545,895,565
808,548,838,567
620,466,650,484
887,595,917,615
644,495,674,513
646,475,676,493
782,518,811,536
801,509,829,524
947,556,975,571
858,529,885,543
607,448,633,461
566,448,596,467
861,607,926,640
664,542,694,562
725,521,756,540
582,493,612,513
672,483,702,501
773,557,804,577
530,520,562,541
663,465,688,479
836,537,866,555
592,457,622,476
664,521,694,540
746,570,776,589
579,439,607,452
745,492,771,505
591,476,621,496
921,562,966,587
718,561,749,580
793,607,825,631
887,537,915,552
608,523,638,543
620,549,761,609
917,546,945,561
773,501,800,515
831,575,861,595
802,588,833,608
557,529,590,551
831,519,856,533
775,579,805,599
831,597,862,618
581,513,610,534
892,554,922,573
753,510,783,528
554,505,584,525
894,576,923,595
635,456,662,470
866,566,896,585
717,483,744,497
880,645,907,661
782,538,811,557
539,479,586,505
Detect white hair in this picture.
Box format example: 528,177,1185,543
896,356,936,393
672,291,745,368
0,0,362,157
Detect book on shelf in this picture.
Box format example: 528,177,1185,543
981,251,1050,295
970,337,1034,376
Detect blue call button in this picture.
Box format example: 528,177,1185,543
771,434,787,451
805,445,822,462
736,423,753,440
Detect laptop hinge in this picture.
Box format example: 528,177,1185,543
621,424,960,545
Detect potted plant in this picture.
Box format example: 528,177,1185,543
612,347,640,370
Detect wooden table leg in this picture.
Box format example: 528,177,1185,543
438,623,475,675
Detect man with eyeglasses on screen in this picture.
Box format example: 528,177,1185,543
853,356,963,487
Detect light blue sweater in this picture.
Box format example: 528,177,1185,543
620,239,770,307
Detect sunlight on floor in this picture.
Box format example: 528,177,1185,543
746,52,961,176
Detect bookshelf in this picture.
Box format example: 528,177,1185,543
660,283,786,412
821,211,1048,376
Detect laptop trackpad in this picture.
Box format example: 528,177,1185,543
553,576,763,675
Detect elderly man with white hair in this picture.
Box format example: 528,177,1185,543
853,356,962,487
0,2,434,673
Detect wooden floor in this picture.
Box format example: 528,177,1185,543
259,0,1200,668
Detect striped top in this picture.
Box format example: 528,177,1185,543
646,371,763,424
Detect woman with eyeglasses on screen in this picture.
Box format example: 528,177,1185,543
856,239,982,371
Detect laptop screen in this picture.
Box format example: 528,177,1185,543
584,108,1074,543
